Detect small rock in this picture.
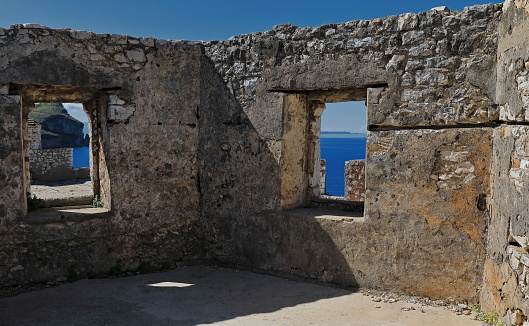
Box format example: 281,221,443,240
375,306,381,309
431,6,450,13
372,298,382,302
416,70,448,86
402,30,425,45
114,53,128,63
346,37,374,48
22,23,49,29
126,49,146,62
401,307,411,311
388,299,397,303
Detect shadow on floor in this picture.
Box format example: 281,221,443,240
0,265,481,326
0,266,352,326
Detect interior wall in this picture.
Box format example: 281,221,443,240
0,30,207,286
0,3,523,313
203,3,501,301
481,1,529,323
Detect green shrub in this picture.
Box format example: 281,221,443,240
92,195,103,208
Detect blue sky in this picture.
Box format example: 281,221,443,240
323,102,367,133
10,0,499,132
63,103,87,122
0,0,498,41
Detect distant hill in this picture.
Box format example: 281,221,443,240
29,103,89,148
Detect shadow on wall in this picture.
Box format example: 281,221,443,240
197,54,359,288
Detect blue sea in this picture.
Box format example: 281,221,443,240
73,147,90,168
321,133,367,196
73,124,90,168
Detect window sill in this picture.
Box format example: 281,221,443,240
308,196,364,214
24,205,111,225
285,207,364,222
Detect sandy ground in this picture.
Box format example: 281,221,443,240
30,179,93,200
30,179,93,207
0,266,480,326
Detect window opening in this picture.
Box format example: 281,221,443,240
27,103,93,208
320,101,367,200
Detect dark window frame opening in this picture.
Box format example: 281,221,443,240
9,84,113,214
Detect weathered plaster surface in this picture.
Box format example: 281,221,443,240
475,1,529,323
0,29,206,285
202,3,501,302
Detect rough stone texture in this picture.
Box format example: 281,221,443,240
344,160,365,201
202,3,501,302
29,147,73,180
0,29,205,286
27,120,41,150
364,128,491,299
0,3,526,321
0,95,25,227
320,159,326,195
482,125,529,322
204,4,501,130
29,151,90,182
479,1,529,323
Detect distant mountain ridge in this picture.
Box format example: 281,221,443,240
29,103,89,149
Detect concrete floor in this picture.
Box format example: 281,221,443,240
0,266,481,326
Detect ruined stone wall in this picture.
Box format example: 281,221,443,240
205,5,499,131
480,1,529,323
320,159,326,195
28,147,89,181
1,2,526,319
203,4,502,301
344,160,365,201
29,147,72,177
27,121,41,150
0,26,206,285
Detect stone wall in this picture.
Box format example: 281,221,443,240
320,159,326,195
203,3,501,302
0,3,528,323
27,120,41,150
28,147,89,181
29,147,72,178
344,160,365,201
480,1,529,322
0,26,205,286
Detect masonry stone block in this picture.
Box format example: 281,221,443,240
344,160,365,201
0,95,25,226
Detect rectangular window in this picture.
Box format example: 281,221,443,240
12,84,113,216
280,85,386,215
27,103,93,208
320,101,367,200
